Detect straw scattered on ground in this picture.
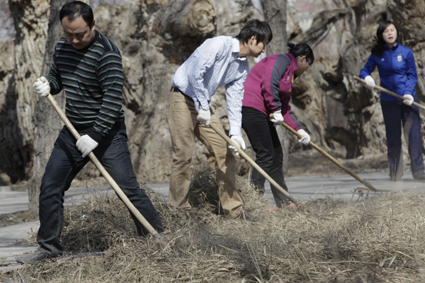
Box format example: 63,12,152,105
6,168,425,282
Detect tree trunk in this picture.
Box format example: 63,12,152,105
0,38,23,184
260,0,290,173
7,0,423,189
261,0,287,55
28,0,68,211
71,0,219,182
387,0,425,100
7,0,51,209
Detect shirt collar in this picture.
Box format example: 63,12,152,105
232,38,247,61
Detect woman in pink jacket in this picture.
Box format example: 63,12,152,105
242,43,314,208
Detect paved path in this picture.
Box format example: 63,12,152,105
1,172,425,273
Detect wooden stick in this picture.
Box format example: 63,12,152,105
281,122,379,191
353,75,425,111
209,123,298,204
45,93,161,238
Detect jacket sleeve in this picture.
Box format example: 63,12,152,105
404,49,417,95
280,95,300,131
359,54,376,79
261,55,290,113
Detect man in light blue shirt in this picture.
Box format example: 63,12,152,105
167,19,272,220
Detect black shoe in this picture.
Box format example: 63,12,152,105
237,208,259,222
16,248,58,264
414,174,425,180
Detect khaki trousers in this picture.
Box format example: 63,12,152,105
167,90,244,218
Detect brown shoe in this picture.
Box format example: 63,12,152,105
238,208,259,222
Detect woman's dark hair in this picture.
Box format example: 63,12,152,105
287,43,314,65
60,1,94,29
236,19,273,45
371,20,399,56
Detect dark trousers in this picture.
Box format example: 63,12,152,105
242,107,289,207
381,99,425,180
37,127,163,255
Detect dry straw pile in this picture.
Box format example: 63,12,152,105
10,169,425,282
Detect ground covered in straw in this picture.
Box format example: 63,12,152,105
8,169,425,282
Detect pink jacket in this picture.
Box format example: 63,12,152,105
243,53,300,131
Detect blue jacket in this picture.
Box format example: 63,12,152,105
359,42,417,101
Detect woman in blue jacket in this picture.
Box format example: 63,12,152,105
360,20,425,181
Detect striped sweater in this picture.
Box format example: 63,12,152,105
47,30,125,143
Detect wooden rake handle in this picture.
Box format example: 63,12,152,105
44,92,161,238
353,75,425,111
209,122,298,204
281,122,378,191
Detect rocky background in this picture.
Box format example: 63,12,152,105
0,0,424,205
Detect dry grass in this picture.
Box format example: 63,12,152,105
9,169,425,282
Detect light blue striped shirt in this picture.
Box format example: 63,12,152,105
171,36,249,137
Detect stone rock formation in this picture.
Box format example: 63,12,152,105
0,0,424,196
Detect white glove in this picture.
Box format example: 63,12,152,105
364,76,375,90
270,110,284,125
33,76,50,97
403,94,414,106
76,135,98,158
228,135,246,156
197,108,211,126
297,129,310,145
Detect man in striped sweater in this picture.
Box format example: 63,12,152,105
17,1,163,264
168,19,273,220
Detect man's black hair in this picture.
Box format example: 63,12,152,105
287,43,314,65
371,20,399,57
60,1,94,29
236,19,273,45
